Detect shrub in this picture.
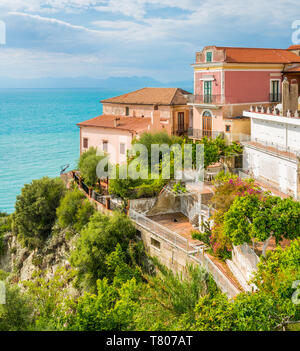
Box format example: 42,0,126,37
0,213,12,254
70,212,137,291
12,177,65,249
0,283,34,331
78,147,105,186
57,189,94,233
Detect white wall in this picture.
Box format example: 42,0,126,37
251,118,300,151
80,126,132,165
244,146,298,196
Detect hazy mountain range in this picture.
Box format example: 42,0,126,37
0,76,193,92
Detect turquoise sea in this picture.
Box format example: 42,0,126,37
0,89,124,214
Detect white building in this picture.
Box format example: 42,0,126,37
242,108,300,199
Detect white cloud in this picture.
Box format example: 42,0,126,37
1,0,300,81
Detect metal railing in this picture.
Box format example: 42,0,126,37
92,191,107,206
188,128,224,139
187,94,224,105
129,209,197,254
190,251,241,299
243,138,300,161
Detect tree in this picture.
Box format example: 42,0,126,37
70,212,137,291
134,261,217,331
192,290,295,331
252,238,300,326
0,283,34,331
23,267,76,331
78,147,105,186
224,194,300,255
12,177,65,248
60,277,139,331
56,188,94,233
202,175,261,260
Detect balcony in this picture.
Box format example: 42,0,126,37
186,94,224,105
188,128,224,139
269,93,282,103
243,138,300,161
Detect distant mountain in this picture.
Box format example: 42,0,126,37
0,76,193,92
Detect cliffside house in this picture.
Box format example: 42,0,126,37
188,45,300,142
77,87,192,164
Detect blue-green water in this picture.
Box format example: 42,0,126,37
0,89,123,213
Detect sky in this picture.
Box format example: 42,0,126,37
0,0,300,83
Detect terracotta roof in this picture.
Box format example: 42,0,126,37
77,115,151,133
214,46,300,64
287,45,300,50
101,87,191,105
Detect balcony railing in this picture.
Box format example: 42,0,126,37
269,93,282,103
188,128,224,139
243,138,300,161
186,94,224,105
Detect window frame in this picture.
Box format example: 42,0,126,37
150,237,161,250
102,140,108,153
83,138,88,149
206,51,213,63
120,143,126,155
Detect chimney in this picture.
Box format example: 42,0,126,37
282,77,299,116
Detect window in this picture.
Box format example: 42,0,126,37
178,112,185,132
83,138,88,149
125,107,129,116
120,143,126,155
203,81,212,103
225,125,231,132
206,51,212,62
103,140,108,152
270,80,280,102
151,237,161,250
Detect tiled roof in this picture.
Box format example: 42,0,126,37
287,45,300,50
101,87,191,105
77,115,151,133
215,46,300,64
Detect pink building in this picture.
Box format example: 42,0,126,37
77,88,191,165
189,46,300,141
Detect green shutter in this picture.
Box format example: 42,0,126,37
206,52,212,62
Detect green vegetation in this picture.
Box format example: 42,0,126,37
12,177,65,249
1,192,299,330
56,188,95,233
224,194,300,255
0,213,12,254
70,211,138,291
78,147,106,187
0,283,34,331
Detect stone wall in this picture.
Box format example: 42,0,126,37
129,197,157,214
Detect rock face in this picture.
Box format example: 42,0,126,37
0,229,76,283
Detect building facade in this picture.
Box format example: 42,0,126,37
188,46,300,142
77,88,192,164
242,79,300,199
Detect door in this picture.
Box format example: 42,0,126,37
204,81,212,103
202,111,212,137
178,112,185,134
